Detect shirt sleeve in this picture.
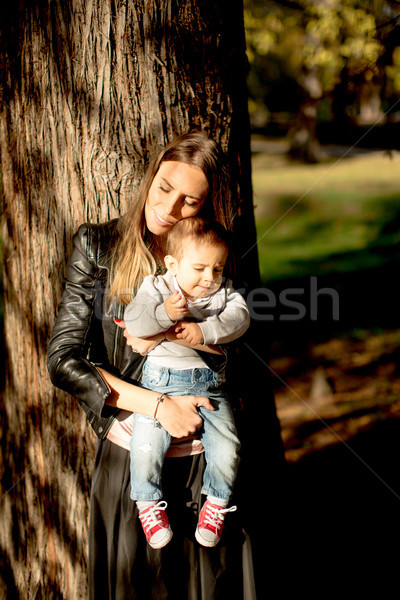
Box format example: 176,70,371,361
124,275,176,338
197,281,251,345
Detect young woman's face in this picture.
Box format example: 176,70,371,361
145,161,209,237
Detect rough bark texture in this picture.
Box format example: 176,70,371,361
0,0,259,597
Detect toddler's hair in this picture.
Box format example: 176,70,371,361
166,217,231,260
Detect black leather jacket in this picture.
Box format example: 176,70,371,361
47,219,226,439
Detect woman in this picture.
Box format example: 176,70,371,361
47,131,256,599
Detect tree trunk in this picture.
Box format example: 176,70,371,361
0,1,265,597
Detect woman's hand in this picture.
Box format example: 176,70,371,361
115,319,162,355
156,394,215,438
99,367,215,438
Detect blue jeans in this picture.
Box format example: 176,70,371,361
130,362,240,503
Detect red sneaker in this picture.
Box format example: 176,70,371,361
195,499,237,547
138,501,173,549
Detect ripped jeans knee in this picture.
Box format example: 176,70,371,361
129,414,171,501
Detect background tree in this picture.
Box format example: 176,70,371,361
244,0,400,161
0,1,279,597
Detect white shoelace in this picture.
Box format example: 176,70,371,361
140,501,168,533
202,503,237,532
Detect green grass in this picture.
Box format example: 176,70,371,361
252,147,400,283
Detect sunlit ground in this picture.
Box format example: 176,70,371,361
270,329,400,463
252,138,400,464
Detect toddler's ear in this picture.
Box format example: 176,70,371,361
164,255,178,274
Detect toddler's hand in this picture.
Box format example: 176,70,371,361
164,290,189,321
175,321,204,345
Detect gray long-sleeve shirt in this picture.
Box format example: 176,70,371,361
124,272,250,369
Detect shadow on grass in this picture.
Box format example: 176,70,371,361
254,193,400,592
257,194,400,351
263,257,400,350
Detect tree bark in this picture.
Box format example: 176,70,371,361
0,1,267,597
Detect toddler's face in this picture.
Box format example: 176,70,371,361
167,240,228,300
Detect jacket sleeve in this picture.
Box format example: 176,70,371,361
124,275,175,338
197,281,250,345
47,223,116,421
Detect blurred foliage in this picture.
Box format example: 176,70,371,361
244,0,400,128
386,45,400,96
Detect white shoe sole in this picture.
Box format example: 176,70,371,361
148,529,173,549
195,527,220,548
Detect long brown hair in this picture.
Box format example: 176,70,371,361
108,131,233,304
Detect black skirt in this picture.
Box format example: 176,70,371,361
89,439,257,600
